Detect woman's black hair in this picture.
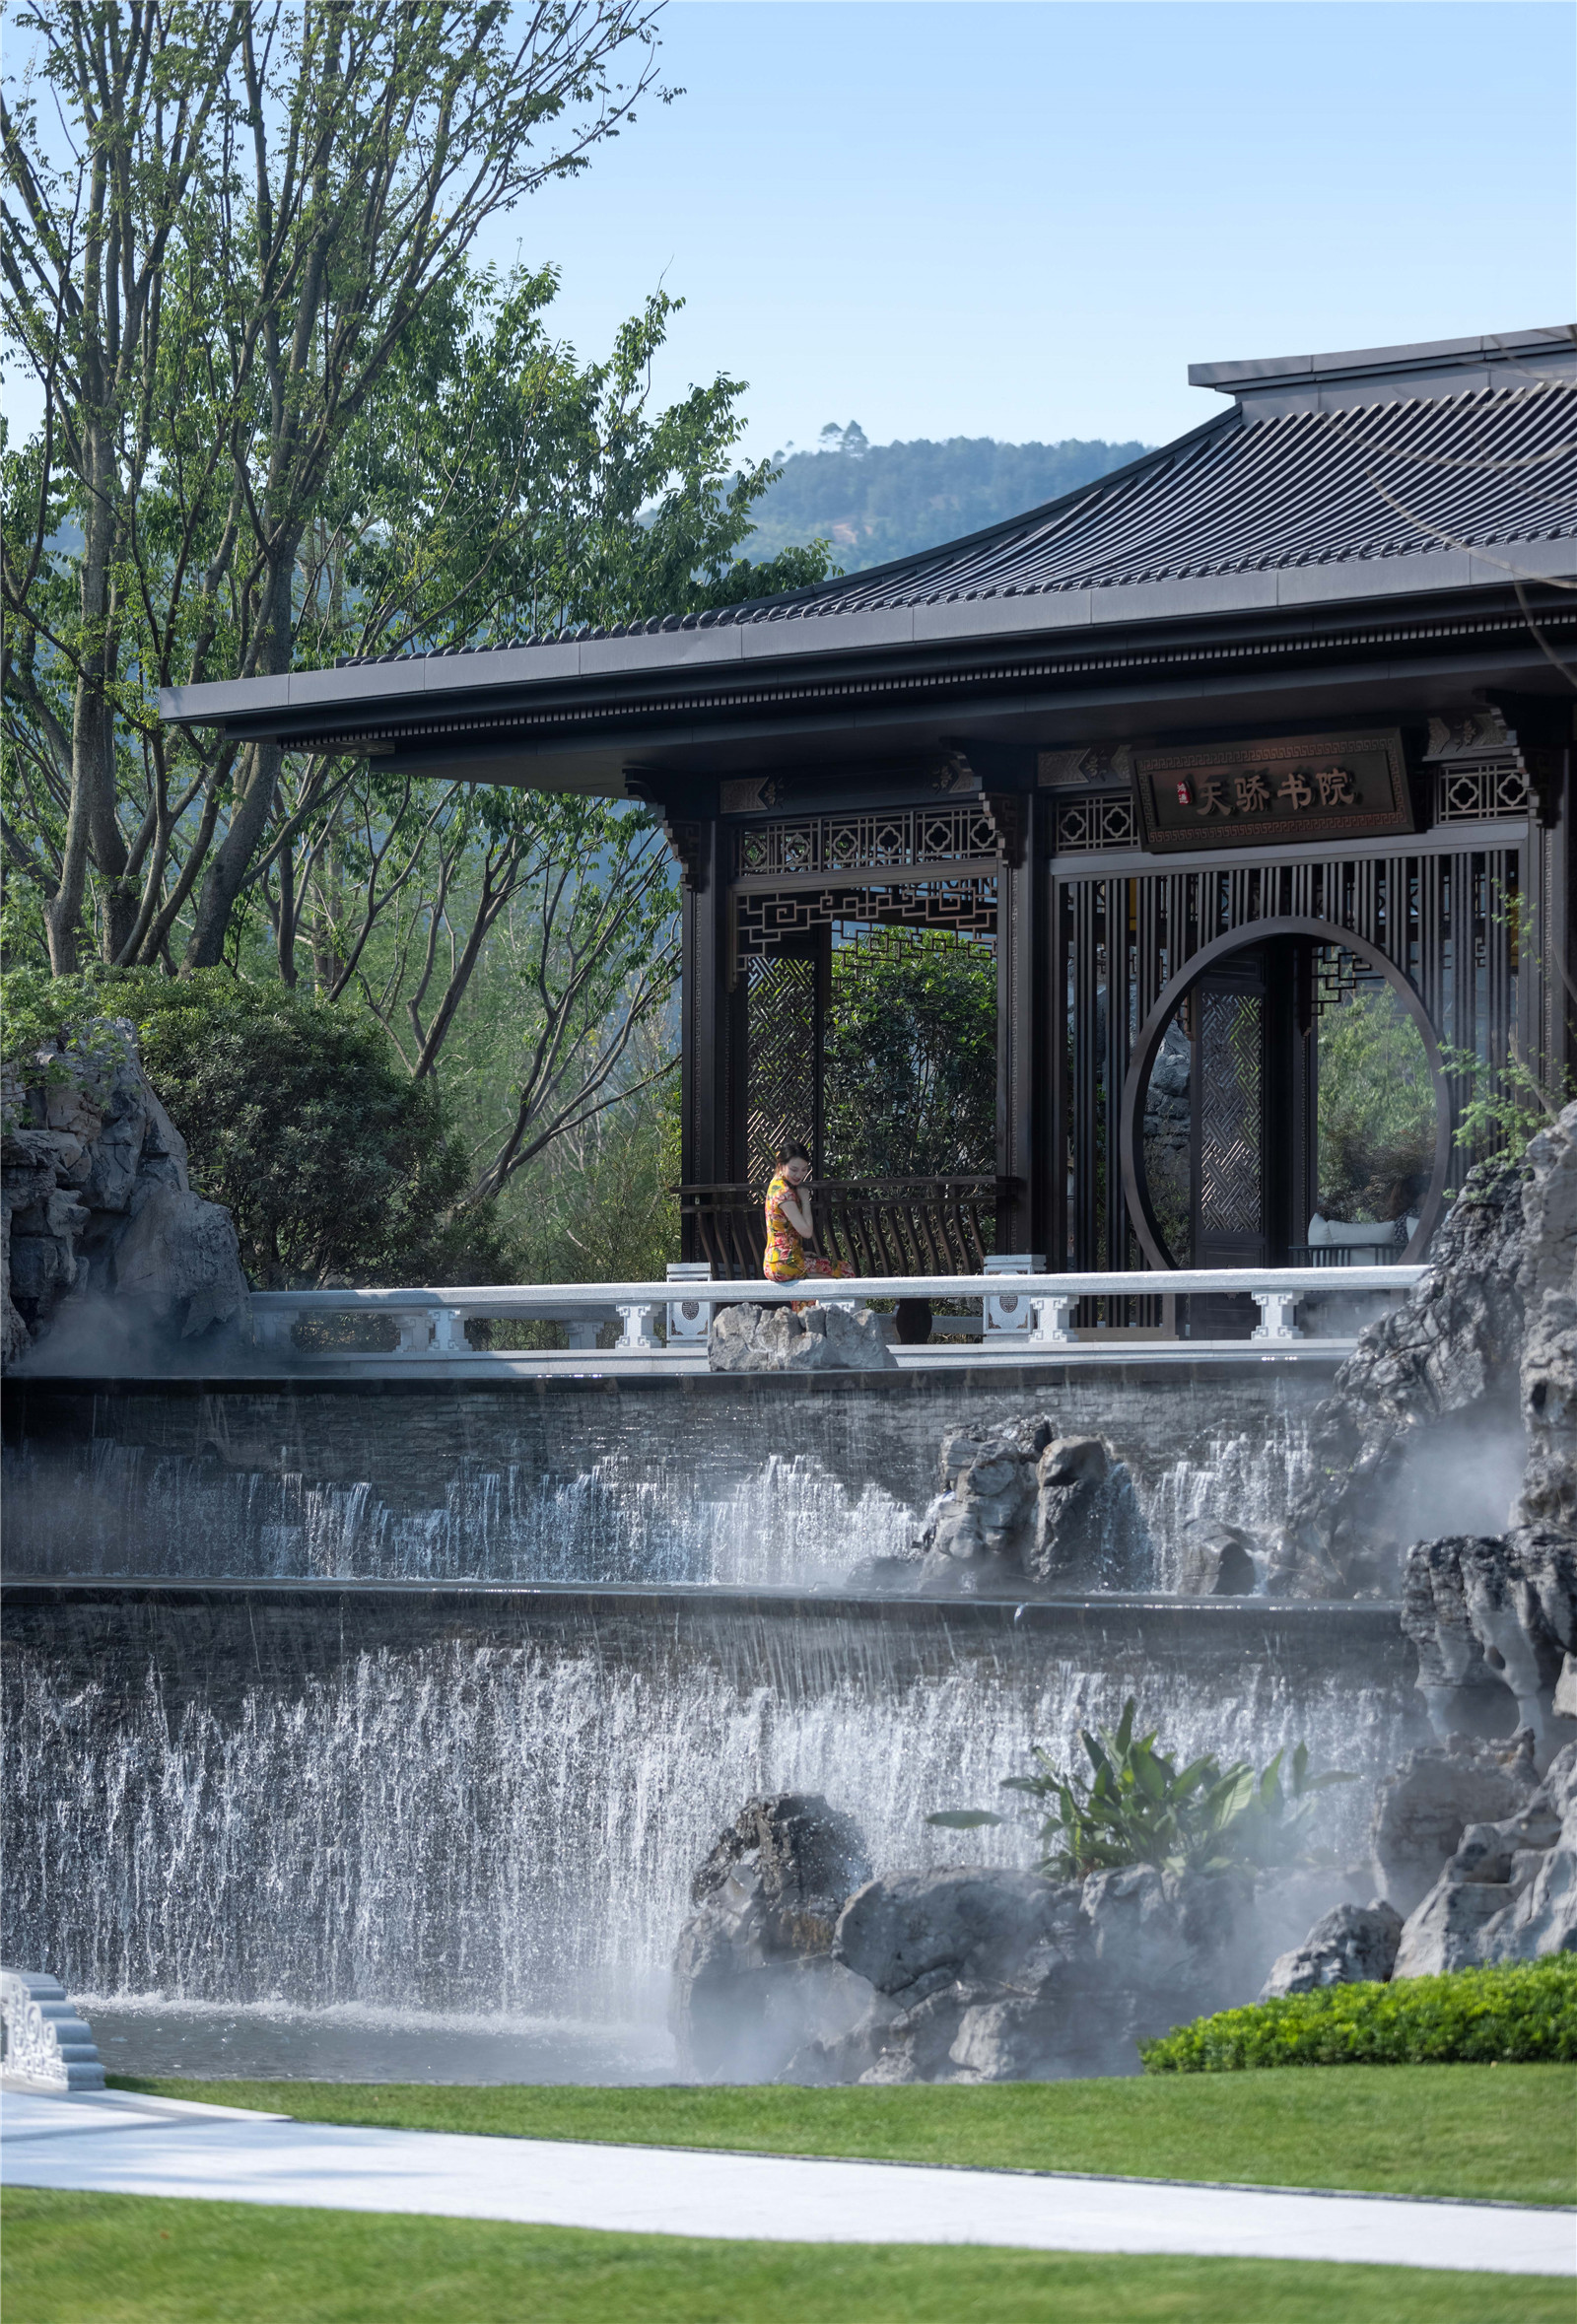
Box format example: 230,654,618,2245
776,1142,812,1167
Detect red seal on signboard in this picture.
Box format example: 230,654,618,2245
1175,781,1193,807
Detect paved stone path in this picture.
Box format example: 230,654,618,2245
2,2085,1569,2276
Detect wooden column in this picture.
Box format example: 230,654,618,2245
679,818,726,1217
994,787,1051,1257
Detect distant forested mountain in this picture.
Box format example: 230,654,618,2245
740,424,1151,577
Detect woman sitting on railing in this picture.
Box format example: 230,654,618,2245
764,1145,855,1287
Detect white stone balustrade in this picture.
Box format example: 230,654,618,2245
1,1970,104,2090
245,1265,1422,1364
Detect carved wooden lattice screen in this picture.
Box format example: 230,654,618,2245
1056,842,1527,1278
745,953,819,1187
1198,989,1265,1244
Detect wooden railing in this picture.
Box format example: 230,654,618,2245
674,1178,1002,1278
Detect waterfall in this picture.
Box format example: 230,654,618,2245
3,1369,1407,2079
4,1589,1417,2022
5,1410,1319,1592
1136,1412,1318,1591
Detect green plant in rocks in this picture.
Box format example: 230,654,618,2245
927,1698,1354,1879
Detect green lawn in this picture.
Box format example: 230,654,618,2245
109,2065,1576,2206
4,2190,1572,2324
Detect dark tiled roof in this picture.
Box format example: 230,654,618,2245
339,382,1577,665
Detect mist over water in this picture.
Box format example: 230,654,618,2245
6,1612,1412,2024
3,1369,1421,2078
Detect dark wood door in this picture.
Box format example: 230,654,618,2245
1187,939,1313,1336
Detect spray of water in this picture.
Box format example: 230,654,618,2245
6,1421,1319,1593
5,1604,1416,2024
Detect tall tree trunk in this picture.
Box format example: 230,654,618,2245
183,549,298,969
44,418,119,972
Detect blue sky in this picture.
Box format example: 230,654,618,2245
505,0,1576,460
4,3,1571,463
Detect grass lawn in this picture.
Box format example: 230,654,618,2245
108,2064,1576,2206
4,2190,1573,2324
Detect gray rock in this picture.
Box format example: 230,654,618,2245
1393,1739,1577,1976
109,1184,247,1336
1027,1437,1119,1586
690,1793,871,1948
1519,1296,1577,1535
1370,1736,1542,1916
1280,1102,1577,1602
1513,1107,1577,1539
1259,1901,1403,1999
1403,1533,1577,1762
915,1418,1148,1595
834,1867,1057,2002
1280,1150,1529,1597
708,1301,897,1373
669,1795,872,2080
1177,1519,1260,1597
3,1026,248,1364
947,1991,1068,2082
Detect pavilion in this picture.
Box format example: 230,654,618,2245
162,327,1576,1321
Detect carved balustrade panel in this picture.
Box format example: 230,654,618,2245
732,803,997,883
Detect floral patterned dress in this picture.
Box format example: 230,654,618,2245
763,1172,853,1284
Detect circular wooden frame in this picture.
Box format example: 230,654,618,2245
1118,917,1454,1274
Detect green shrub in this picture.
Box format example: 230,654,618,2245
2,967,519,1288
1140,1955,1577,2072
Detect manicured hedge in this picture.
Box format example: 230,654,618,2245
1139,1955,1577,2073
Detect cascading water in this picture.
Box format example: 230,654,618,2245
6,1588,1416,2033
3,1362,1409,2080
5,1392,1321,1591
4,1434,916,1587
1137,1412,1318,1591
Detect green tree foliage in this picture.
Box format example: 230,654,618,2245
739,427,1150,575
927,1699,1353,1880
822,929,995,1178
1140,1954,1577,2072
1316,984,1437,1222
2,0,832,982
2,0,673,971
3,968,515,1285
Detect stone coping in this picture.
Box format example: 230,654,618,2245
0,1575,1406,1624
3,1348,1350,1400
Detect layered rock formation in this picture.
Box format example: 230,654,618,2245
1249,1111,1577,1995
2,1024,247,1364
670,1792,1354,2084
901,1420,1147,1596
1281,1103,1577,1600
709,1301,897,1373
1390,1739,1577,1974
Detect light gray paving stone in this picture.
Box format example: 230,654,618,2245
1,2088,1569,2274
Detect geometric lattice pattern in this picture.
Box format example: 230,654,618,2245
736,876,997,970
734,805,997,880
1055,794,1138,853
1313,943,1386,1016
1059,842,1522,1275
1198,989,1264,1237
1436,765,1533,822
746,953,818,1186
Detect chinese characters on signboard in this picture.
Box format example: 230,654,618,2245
1133,730,1413,853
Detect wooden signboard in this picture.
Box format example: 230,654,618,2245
1133,728,1413,853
